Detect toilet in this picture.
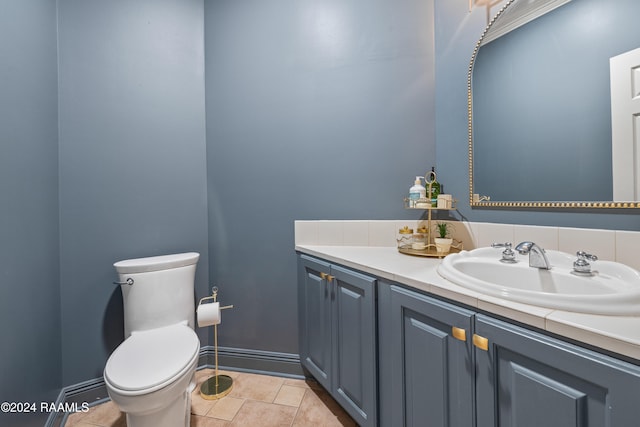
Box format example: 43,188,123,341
104,252,201,427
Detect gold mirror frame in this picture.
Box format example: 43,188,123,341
467,0,640,209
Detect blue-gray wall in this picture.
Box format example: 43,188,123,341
204,0,436,354
57,0,209,385
0,1,60,426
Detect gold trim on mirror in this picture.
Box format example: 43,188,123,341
467,0,640,209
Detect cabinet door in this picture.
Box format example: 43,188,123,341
298,255,332,391
331,264,377,427
380,284,475,427
475,314,640,427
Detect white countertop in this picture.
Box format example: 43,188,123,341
296,244,640,361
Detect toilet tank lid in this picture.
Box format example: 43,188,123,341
114,252,200,274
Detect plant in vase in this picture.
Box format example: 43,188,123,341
434,222,454,254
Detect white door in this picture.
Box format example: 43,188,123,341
610,47,640,201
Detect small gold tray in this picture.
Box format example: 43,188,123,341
397,241,463,258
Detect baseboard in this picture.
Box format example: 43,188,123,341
44,378,110,427
46,347,303,426
200,346,304,378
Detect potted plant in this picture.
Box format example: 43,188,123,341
433,222,453,254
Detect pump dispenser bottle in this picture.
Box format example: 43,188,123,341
409,176,426,207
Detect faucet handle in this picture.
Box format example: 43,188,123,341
491,242,517,263
491,242,512,249
576,251,597,262
573,251,597,275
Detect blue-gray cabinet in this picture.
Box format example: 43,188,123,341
378,284,475,427
298,253,640,427
380,284,640,427
475,314,640,427
297,254,377,427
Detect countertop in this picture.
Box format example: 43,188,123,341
295,244,640,362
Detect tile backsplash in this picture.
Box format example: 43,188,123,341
294,220,640,271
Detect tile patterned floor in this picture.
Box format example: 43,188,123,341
64,369,357,427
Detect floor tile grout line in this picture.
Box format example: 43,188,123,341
227,396,245,423
288,387,308,427
272,378,285,404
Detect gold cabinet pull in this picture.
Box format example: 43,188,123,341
452,327,467,342
319,272,334,281
473,334,489,351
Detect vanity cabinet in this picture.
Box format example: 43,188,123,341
297,254,377,427
298,253,640,427
378,284,475,427
379,284,640,427
475,314,640,427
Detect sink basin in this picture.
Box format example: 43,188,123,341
437,247,640,315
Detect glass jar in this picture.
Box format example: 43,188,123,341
397,226,413,249
412,227,428,250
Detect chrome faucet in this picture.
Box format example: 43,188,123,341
515,241,551,269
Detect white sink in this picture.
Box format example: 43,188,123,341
437,247,640,315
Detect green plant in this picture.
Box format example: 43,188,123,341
435,222,452,239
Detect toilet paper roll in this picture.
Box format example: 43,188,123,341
197,301,220,327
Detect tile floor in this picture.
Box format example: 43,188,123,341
64,369,357,427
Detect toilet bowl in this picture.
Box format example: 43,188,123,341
104,323,199,427
104,252,201,427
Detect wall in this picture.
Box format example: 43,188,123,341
204,0,437,354
435,0,640,230
0,1,61,426
57,0,209,385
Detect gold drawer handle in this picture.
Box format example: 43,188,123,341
327,275,335,281
320,272,328,280
452,327,467,342
473,334,489,351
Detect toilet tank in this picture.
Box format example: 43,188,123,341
114,252,200,338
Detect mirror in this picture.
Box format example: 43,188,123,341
469,0,640,208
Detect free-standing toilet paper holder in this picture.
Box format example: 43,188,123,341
197,286,234,400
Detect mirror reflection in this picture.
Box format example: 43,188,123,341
470,0,640,206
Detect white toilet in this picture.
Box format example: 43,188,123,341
104,252,201,427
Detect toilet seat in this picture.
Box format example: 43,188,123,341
105,323,199,395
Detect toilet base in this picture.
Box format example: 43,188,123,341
106,358,197,427
124,388,191,427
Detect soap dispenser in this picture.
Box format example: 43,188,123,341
409,176,426,207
